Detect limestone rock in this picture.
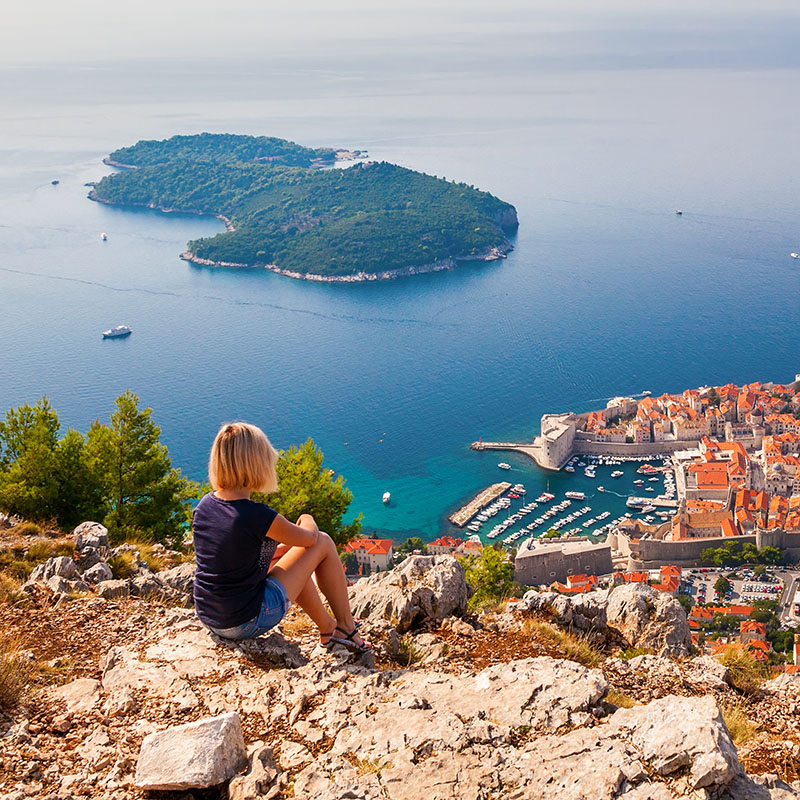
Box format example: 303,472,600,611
686,655,730,691
329,656,608,761
609,695,738,789
28,556,80,583
82,562,113,584
605,583,691,657
348,555,469,632
73,521,109,551
279,741,312,770
158,561,196,593
134,712,247,790
48,678,101,714
97,579,130,600
229,743,280,800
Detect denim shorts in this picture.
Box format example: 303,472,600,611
208,576,291,640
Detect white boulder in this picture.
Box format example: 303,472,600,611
134,712,247,790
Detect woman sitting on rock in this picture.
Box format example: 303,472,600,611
192,422,369,652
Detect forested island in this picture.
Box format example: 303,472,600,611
90,133,519,281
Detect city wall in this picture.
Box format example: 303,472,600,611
610,528,800,568
573,439,699,458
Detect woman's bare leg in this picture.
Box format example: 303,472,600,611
270,532,361,642
293,579,336,640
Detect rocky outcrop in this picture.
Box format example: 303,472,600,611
606,583,691,657
27,556,80,584
510,582,691,657
348,555,469,633
134,712,247,790
72,521,109,551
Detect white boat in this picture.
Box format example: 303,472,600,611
102,325,132,338
641,390,652,396
564,465,575,473
611,470,623,478
498,462,511,470
100,232,108,241
565,491,585,500
382,491,391,504
675,209,683,216
791,253,799,259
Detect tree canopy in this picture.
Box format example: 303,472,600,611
254,438,361,547
92,133,518,278
461,547,515,611
0,394,199,545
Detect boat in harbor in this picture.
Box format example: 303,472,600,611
102,325,132,338
611,470,623,478
382,491,391,504
564,465,575,473
498,462,511,470
584,466,596,478
791,253,799,259
565,491,585,500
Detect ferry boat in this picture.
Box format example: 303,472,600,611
102,325,132,339
565,491,585,500
498,462,511,470
382,491,391,504
611,470,624,478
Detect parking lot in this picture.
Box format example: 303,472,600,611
682,567,784,604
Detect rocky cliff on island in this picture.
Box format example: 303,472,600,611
2,520,800,799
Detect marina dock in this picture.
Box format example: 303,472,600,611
627,496,678,508
449,482,512,527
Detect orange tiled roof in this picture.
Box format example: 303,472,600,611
344,537,394,555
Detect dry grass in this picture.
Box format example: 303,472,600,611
11,522,43,537
135,543,167,573
521,618,604,668
0,574,27,607
27,539,74,562
721,701,757,745
108,551,137,579
606,688,636,708
396,634,425,666
0,624,34,709
715,646,770,694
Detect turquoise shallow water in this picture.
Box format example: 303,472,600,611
1,19,800,543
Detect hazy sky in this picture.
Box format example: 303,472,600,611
2,0,799,64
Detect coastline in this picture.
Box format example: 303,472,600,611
179,241,513,283
89,187,512,282
88,190,236,233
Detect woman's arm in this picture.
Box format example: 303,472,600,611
268,513,320,548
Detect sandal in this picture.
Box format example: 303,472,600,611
323,624,371,654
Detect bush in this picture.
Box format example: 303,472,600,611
522,618,604,667
721,701,757,744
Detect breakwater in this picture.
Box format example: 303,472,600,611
448,481,511,527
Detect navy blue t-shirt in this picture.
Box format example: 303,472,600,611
192,492,279,628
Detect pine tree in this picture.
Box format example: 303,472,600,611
87,391,195,545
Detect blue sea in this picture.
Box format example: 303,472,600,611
1,10,799,542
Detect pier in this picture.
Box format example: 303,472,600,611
470,441,546,465
449,482,512,527
627,496,678,508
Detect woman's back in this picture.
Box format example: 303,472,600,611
192,492,277,629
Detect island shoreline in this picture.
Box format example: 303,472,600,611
88,189,514,283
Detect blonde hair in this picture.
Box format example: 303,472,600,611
209,422,279,493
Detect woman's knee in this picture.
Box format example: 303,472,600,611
317,531,336,553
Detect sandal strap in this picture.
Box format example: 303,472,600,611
335,625,360,642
